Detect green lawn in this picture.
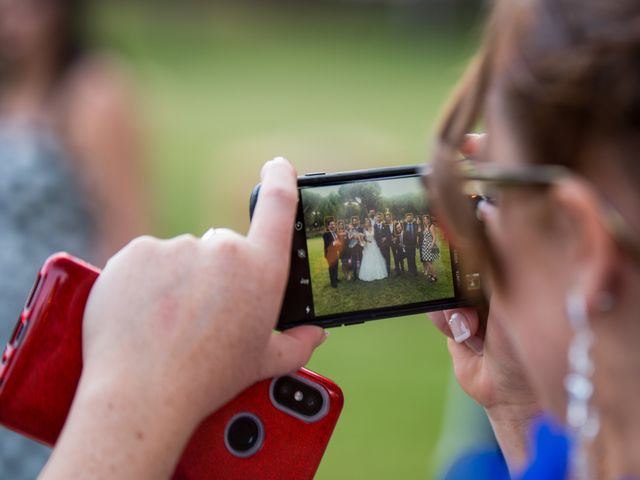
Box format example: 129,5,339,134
308,236,454,317
91,2,481,478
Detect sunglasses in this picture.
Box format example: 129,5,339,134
422,157,640,285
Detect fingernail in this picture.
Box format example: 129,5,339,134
476,199,496,221
448,312,471,342
464,336,484,355
319,330,330,345
260,156,290,180
260,161,272,180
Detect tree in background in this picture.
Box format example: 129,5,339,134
337,182,382,215
303,182,431,234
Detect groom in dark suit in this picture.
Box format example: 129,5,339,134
323,220,341,288
374,212,392,274
402,213,419,275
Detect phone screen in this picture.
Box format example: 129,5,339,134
270,169,481,328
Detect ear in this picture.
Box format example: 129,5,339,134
550,178,620,314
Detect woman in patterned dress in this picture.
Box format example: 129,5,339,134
0,0,147,476
420,214,439,282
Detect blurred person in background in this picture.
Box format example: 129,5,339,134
0,0,148,476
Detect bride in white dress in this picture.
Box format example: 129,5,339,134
358,219,389,281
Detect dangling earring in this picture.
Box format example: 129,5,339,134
564,290,601,480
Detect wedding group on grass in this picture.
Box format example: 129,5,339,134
322,210,441,289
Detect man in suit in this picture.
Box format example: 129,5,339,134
368,209,377,226
402,213,419,275
374,212,392,274
348,216,364,280
323,220,341,288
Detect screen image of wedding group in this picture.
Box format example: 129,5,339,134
301,176,455,317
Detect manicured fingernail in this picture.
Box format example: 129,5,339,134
464,336,484,355
476,199,497,222
448,312,471,342
319,330,330,345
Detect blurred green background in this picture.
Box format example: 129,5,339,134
91,1,482,477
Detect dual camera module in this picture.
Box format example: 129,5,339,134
224,375,329,458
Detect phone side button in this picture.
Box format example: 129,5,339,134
343,320,365,327
0,345,14,385
304,172,325,176
1,344,13,363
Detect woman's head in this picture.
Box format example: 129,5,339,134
433,0,640,417
0,0,86,79
422,214,432,227
364,218,372,229
395,222,402,234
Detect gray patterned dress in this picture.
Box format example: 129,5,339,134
420,227,440,262
0,120,97,479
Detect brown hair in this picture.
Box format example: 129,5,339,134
436,0,640,181
0,0,87,85
431,0,640,278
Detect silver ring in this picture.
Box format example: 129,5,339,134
201,228,217,240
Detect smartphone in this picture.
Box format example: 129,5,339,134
0,253,343,480
250,165,483,330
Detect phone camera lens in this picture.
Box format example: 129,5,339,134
304,393,322,416
278,380,292,397
271,376,327,421
224,413,264,458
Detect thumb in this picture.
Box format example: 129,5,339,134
259,326,328,379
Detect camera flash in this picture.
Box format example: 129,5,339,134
294,391,304,402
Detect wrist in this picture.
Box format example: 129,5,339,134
80,362,205,432
42,371,198,479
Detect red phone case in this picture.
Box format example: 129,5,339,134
0,253,343,479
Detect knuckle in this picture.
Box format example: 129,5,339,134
174,233,199,249
125,235,158,255
161,234,199,258
211,234,240,258
261,183,297,206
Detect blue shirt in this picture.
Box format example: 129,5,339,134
443,415,570,480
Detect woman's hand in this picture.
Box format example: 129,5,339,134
429,307,537,413
41,157,326,480
428,135,540,473
429,305,539,473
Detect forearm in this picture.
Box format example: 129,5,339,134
40,374,198,480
